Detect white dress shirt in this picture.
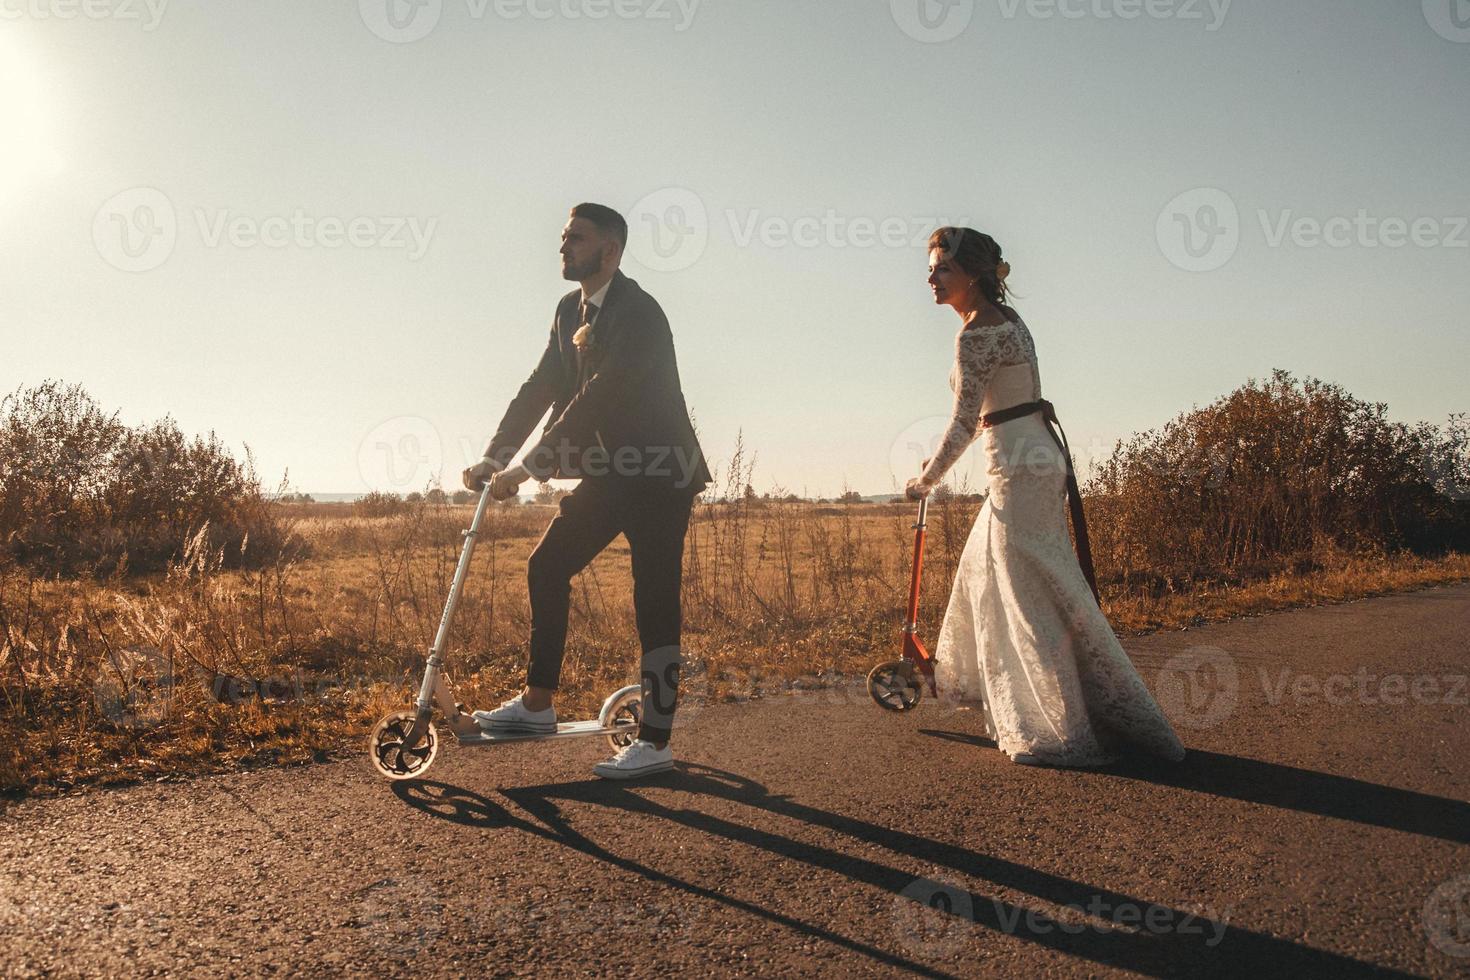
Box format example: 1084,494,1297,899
582,277,612,320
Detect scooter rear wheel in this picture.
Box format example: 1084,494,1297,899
868,661,923,712
601,687,643,750
368,710,439,780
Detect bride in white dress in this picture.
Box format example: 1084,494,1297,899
905,227,1185,768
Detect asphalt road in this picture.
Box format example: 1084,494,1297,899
4,584,1470,978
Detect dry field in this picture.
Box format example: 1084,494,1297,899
3,491,1469,798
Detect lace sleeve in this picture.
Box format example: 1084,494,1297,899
918,324,1013,488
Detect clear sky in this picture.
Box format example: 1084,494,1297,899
4,0,1468,497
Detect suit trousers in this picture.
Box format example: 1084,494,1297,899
525,476,695,744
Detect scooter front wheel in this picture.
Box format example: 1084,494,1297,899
368,710,439,780
868,660,923,712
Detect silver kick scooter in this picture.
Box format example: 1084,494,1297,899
368,482,643,781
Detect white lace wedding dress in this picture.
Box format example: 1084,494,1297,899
916,314,1185,767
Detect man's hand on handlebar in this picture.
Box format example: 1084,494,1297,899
489,465,529,502
462,457,503,492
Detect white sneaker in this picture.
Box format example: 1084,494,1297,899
472,695,556,735
593,739,673,780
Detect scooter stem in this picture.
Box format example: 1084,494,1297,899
903,496,928,632
415,484,497,714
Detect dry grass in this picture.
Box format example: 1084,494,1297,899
5,372,1463,797
3,483,1468,798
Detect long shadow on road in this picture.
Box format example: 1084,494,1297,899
394,771,949,978
924,729,1470,845
393,762,1413,978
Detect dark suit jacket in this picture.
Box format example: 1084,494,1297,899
484,270,712,493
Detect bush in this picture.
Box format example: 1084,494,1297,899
353,491,407,518
1084,369,1470,584
0,381,296,577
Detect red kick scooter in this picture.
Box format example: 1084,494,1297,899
866,497,935,711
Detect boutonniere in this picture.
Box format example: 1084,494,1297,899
572,324,593,352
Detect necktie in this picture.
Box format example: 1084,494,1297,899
573,301,599,355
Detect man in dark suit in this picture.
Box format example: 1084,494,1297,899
461,202,711,780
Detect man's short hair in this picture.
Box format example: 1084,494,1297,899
569,203,628,249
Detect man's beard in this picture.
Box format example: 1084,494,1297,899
562,256,600,281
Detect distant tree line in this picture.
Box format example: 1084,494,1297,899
3,372,1465,580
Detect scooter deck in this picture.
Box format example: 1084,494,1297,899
456,718,638,746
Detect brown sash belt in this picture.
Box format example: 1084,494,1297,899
979,399,1101,606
